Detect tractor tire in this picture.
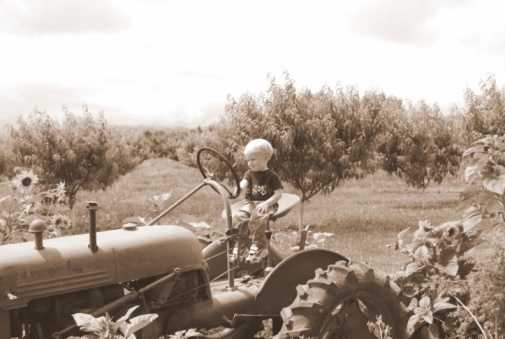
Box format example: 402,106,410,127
277,260,409,339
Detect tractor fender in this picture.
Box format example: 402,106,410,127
256,248,348,311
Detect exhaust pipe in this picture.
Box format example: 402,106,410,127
86,201,98,253
29,219,47,250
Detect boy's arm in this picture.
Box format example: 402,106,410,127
235,179,248,197
256,188,283,213
268,188,283,206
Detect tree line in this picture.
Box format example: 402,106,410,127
0,73,504,211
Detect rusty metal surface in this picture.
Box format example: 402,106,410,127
0,225,204,310
165,278,262,333
256,248,348,310
0,309,9,339
202,237,286,281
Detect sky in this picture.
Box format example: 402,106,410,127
1,0,504,129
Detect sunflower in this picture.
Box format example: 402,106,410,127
13,170,39,194
50,214,72,229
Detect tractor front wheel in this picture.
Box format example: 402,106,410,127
277,260,409,339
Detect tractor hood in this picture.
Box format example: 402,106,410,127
0,225,204,310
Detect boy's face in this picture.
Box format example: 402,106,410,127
245,151,269,172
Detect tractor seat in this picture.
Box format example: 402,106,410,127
222,193,301,222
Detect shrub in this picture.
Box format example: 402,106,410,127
389,134,505,338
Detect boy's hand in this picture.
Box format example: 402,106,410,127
256,201,270,214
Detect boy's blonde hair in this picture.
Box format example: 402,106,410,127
244,139,274,159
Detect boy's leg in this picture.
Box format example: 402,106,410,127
245,207,276,262
232,210,250,236
231,210,251,260
247,212,270,249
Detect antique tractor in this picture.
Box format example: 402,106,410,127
0,148,409,338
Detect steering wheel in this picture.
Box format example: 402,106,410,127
197,147,241,199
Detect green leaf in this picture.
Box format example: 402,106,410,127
407,314,421,333
464,165,479,184
433,300,457,313
462,146,480,158
414,245,431,264
419,295,431,309
71,313,96,327
482,176,505,195
420,323,440,339
422,311,433,325
122,314,159,337
484,197,503,214
438,247,457,263
462,206,482,232
116,305,140,325
405,262,422,276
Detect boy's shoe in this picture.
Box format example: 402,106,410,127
230,245,239,262
245,244,266,263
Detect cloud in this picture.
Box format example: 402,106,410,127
2,0,130,35
347,0,468,46
176,70,224,81
0,82,94,127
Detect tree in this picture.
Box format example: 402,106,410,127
461,74,505,144
9,106,141,208
220,73,373,228
0,135,18,179
376,100,461,189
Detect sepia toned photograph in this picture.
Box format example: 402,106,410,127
0,1,504,338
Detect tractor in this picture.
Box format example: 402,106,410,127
0,147,409,338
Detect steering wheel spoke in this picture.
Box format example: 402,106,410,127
197,148,241,199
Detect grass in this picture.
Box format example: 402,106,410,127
73,158,466,274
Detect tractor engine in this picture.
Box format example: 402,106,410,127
0,204,209,339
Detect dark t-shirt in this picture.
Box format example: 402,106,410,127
244,169,283,202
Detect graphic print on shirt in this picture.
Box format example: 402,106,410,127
251,184,269,197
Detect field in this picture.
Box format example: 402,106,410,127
74,158,466,274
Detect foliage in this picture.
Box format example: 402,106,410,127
462,224,505,337
9,106,141,208
389,134,505,338
222,74,376,203
377,101,461,189
142,128,189,160
459,134,505,229
461,74,505,144
167,329,203,338
456,134,505,336
68,305,158,339
0,135,18,178
388,220,470,337
0,168,70,244
367,315,393,339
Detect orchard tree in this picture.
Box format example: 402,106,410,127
9,106,141,208
221,73,374,228
376,101,461,189
461,74,505,144
0,135,17,178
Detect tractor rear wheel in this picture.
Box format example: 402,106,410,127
277,260,409,339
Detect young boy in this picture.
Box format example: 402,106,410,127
232,139,283,262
